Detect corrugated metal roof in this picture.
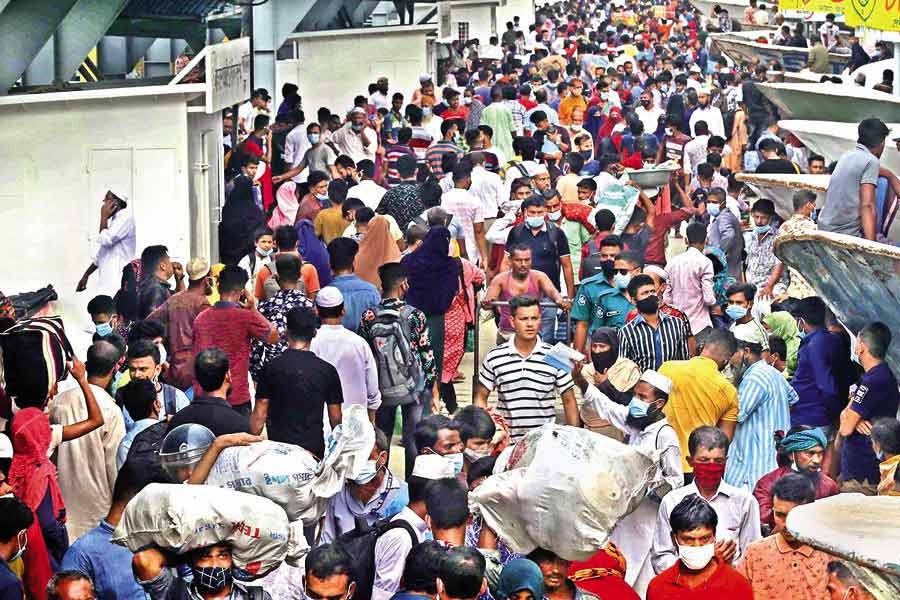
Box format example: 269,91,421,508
121,0,230,19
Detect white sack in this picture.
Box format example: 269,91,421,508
112,483,307,580
205,404,375,525
470,423,659,561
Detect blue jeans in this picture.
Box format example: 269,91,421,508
540,305,558,343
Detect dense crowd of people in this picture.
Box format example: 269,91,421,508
1,0,899,599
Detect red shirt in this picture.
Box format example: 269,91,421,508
753,465,840,528
193,303,272,406
647,559,753,600
645,207,692,266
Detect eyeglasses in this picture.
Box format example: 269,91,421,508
613,268,633,275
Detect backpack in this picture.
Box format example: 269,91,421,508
334,516,420,600
123,419,171,486
368,304,424,406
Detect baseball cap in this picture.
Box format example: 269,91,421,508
186,257,211,281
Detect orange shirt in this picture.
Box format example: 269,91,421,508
736,534,833,600
254,254,321,300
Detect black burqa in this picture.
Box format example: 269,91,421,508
219,175,265,266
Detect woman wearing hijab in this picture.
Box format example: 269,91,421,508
763,311,801,377
498,558,545,600
219,176,266,266
354,215,401,288
403,227,484,413
295,219,333,287
268,181,300,229
578,327,641,434
705,245,736,330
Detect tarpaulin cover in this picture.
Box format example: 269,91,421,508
470,424,658,561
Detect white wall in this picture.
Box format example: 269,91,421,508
0,95,191,352
278,27,432,117
496,0,535,29
452,4,498,44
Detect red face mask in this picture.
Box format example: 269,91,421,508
692,461,726,489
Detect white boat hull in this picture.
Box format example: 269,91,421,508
712,32,849,73
735,172,829,219
757,82,900,123
778,119,900,174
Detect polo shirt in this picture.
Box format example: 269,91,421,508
647,558,753,600
736,534,832,600
571,273,634,332
505,222,571,288
842,363,900,483
167,395,250,436
478,337,575,440
659,357,739,472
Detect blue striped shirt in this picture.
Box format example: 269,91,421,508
725,360,798,490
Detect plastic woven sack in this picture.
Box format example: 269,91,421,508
470,424,659,561
204,404,375,525
594,180,640,234
111,483,307,580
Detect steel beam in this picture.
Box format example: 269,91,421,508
0,0,79,94
54,0,129,83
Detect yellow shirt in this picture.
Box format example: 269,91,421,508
314,207,350,244
660,356,739,472
878,454,900,495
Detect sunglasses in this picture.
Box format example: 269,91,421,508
613,268,633,275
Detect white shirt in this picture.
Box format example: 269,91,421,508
310,324,381,412
49,383,126,540
372,507,429,600
90,209,136,295
346,179,387,211
689,106,725,138
635,105,665,136
441,188,485,262
593,171,619,197
283,124,312,183
331,124,377,164
469,165,504,219
369,90,390,110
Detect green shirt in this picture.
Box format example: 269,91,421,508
571,273,634,331
558,218,591,286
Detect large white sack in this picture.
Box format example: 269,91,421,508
112,483,307,580
205,404,375,525
470,423,658,561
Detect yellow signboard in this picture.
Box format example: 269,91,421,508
778,0,900,31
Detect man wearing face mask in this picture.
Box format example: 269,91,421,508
332,107,377,164
725,283,769,354
453,405,499,467
651,426,761,576
648,495,753,599
618,274,691,373
119,338,188,429
0,497,35,599
414,415,465,477
298,170,332,223
572,237,633,353
574,367,682,594
723,330,797,492
745,199,788,296
635,91,664,137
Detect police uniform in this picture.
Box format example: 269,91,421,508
571,273,634,333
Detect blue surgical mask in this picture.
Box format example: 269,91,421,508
351,459,381,484
707,203,721,217
548,210,563,221
613,272,631,290
94,321,113,337
316,193,329,202
308,133,320,144
725,304,747,321
754,224,771,235
351,123,365,132
810,209,818,222
526,216,545,229
444,452,464,476
627,396,651,418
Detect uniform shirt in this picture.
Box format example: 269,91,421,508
652,482,761,574
478,337,575,440
90,209,136,295
842,363,900,483
724,360,797,490
60,520,146,600
736,534,833,600
618,313,691,372
310,324,382,413
572,273,634,332
647,557,753,600
660,357,739,472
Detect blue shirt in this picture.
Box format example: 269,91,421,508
725,360,798,490
330,274,381,333
790,328,844,427
60,520,146,600
117,418,158,468
0,557,22,600
842,363,900,484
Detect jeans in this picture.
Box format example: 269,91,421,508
375,400,424,479
540,305,558,343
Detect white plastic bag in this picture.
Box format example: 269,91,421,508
112,483,307,580
204,404,375,525
470,424,659,561
594,179,640,234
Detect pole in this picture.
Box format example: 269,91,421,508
895,41,900,96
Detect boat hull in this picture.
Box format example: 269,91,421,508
713,34,849,73
756,82,900,123
778,120,900,173
735,172,829,220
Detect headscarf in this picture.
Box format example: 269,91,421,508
497,558,545,599
764,311,801,374
568,544,640,600
354,216,401,288
402,227,459,316
269,182,299,229
219,176,265,266
598,107,623,140
590,327,620,373
704,246,735,307
779,428,827,453
206,263,225,304
296,219,333,287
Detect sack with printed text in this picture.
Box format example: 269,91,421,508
112,483,307,580
594,180,640,234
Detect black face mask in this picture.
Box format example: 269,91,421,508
592,350,617,374
640,100,651,107
636,295,659,314
600,259,615,279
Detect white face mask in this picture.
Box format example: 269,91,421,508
156,342,168,367
10,531,27,562
351,458,383,485
677,542,715,570
464,447,491,463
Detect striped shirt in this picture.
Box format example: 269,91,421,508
385,144,416,187
724,359,798,490
408,126,433,162
425,141,464,177
618,312,691,373
479,338,575,440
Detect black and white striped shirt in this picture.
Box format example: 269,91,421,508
479,338,575,440
618,313,691,373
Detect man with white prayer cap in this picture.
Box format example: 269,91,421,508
76,186,137,295
332,106,377,163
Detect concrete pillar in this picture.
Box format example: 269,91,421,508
54,0,129,83
98,35,127,77
0,0,79,94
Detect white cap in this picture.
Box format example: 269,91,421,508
733,322,768,347
643,264,667,282
698,86,711,95
349,106,367,116
0,434,11,459
412,454,456,479
640,369,672,395
689,64,702,73
419,73,433,83
527,163,549,177
107,185,129,203
315,286,344,309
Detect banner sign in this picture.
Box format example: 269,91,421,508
778,0,900,32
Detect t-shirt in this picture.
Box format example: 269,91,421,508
505,223,570,289
256,349,343,457
192,303,273,406
842,363,900,483
0,558,22,600
819,144,881,237
168,395,251,436
754,158,800,174
314,206,349,243
303,144,337,175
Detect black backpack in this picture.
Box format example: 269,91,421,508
334,516,419,599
